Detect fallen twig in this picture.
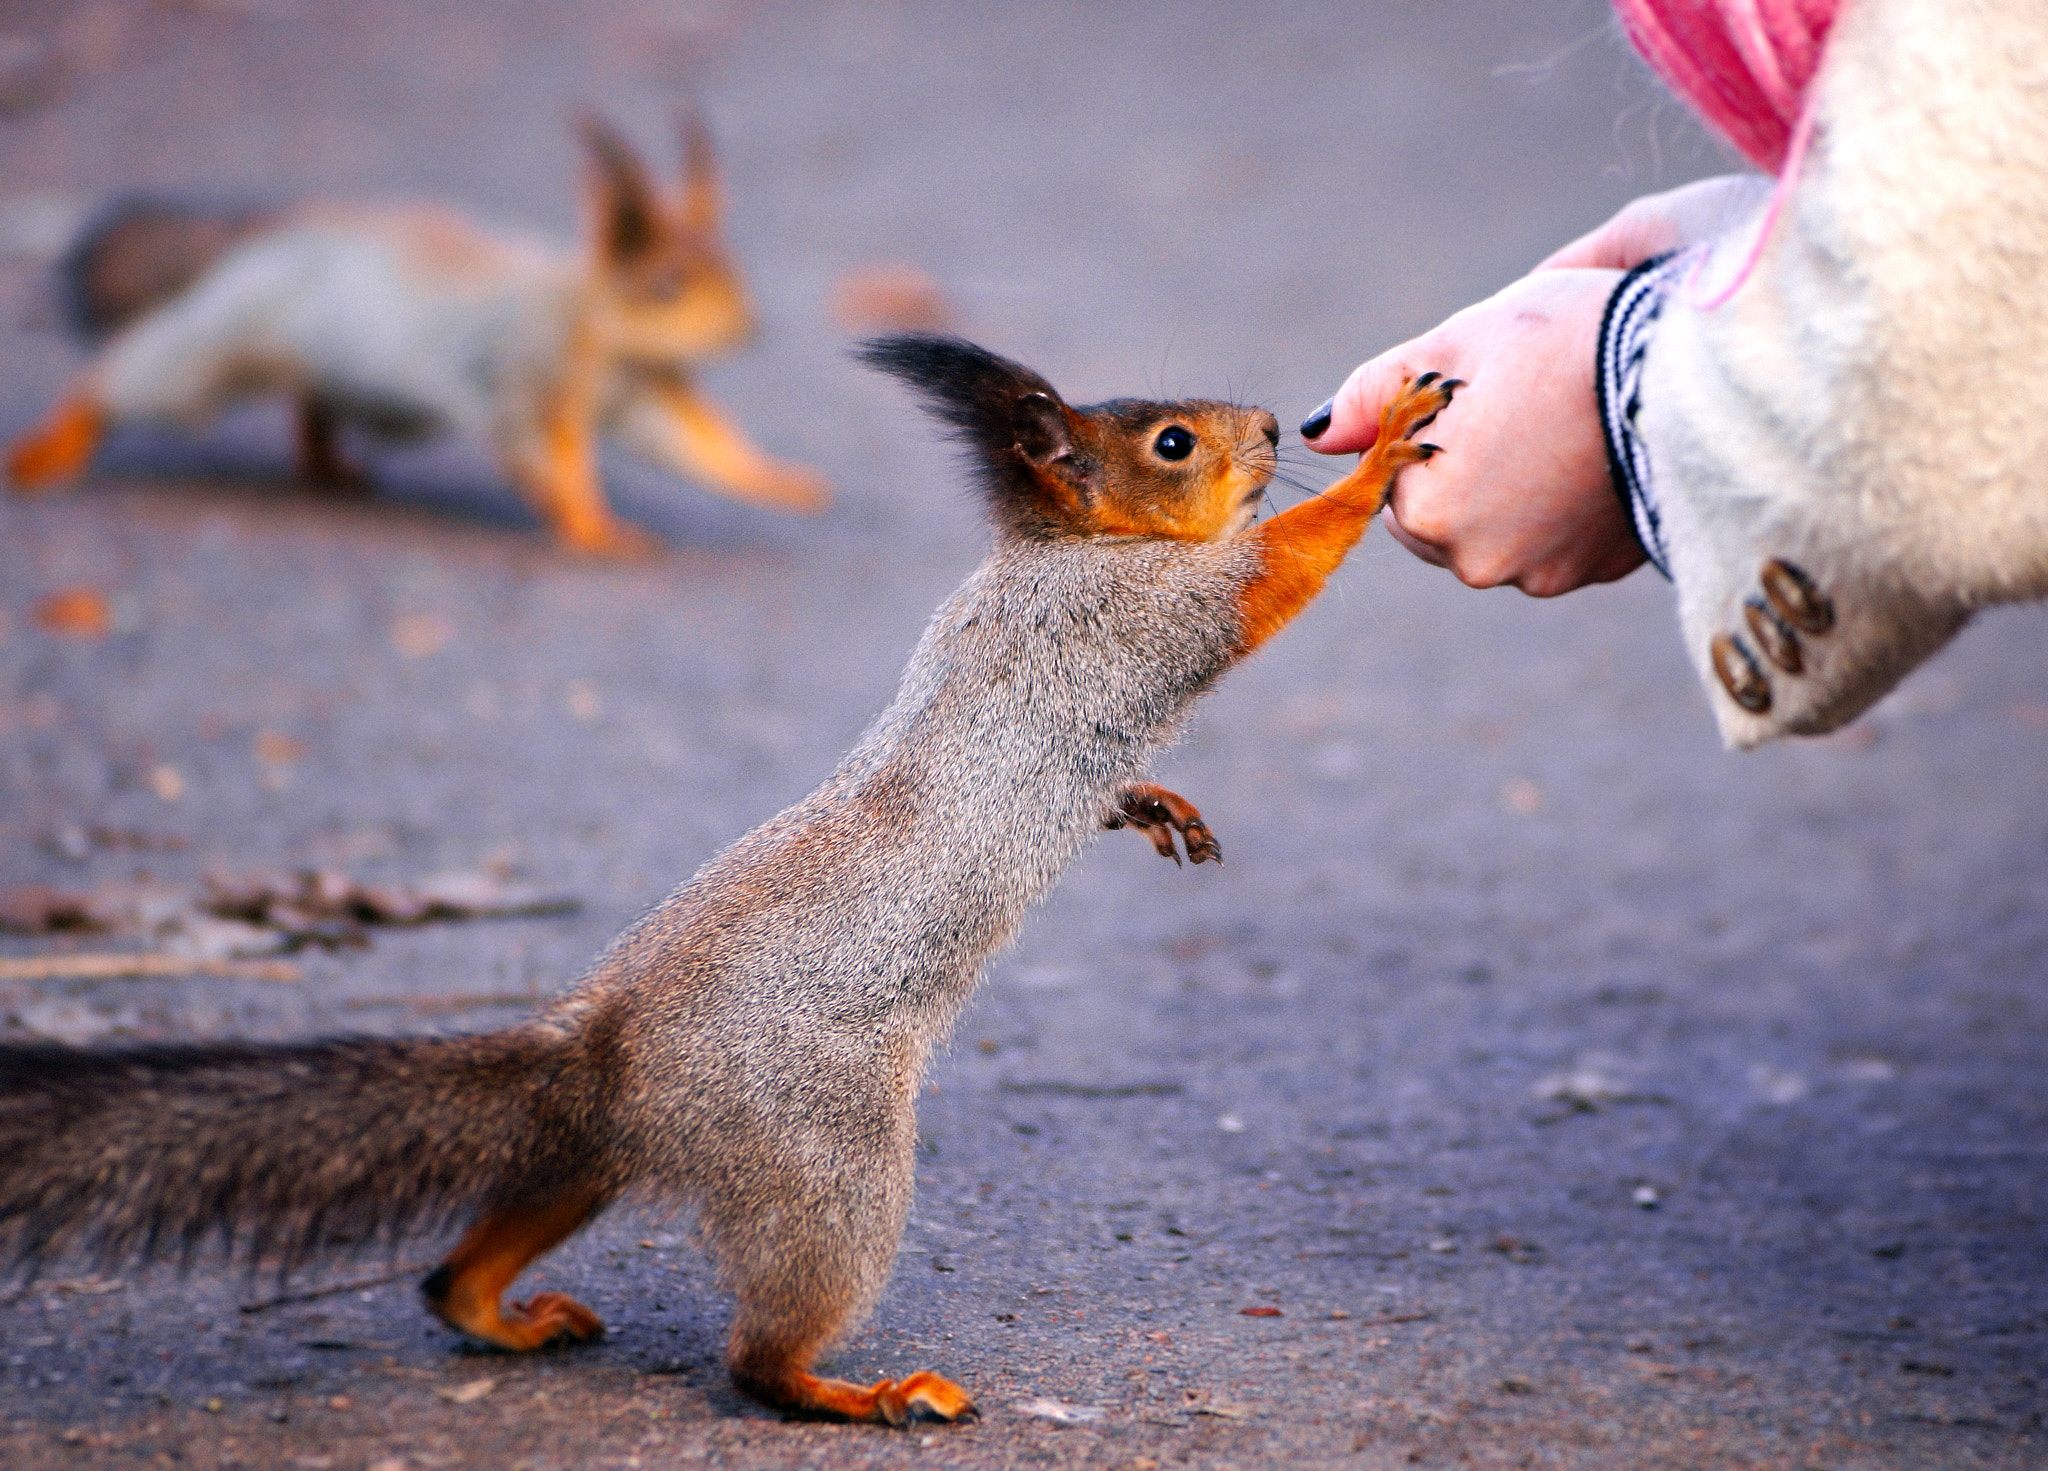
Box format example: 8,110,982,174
0,953,300,983
238,1263,427,1314
342,991,543,1017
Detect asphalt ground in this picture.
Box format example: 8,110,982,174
0,2,2043,1468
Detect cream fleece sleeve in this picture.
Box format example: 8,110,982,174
1603,0,2048,747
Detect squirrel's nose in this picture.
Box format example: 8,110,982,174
1256,411,1280,447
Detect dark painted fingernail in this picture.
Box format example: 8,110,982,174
1299,400,1334,440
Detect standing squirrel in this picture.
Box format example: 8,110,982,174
2,113,826,557
0,337,1456,1426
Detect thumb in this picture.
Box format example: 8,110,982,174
1536,202,1678,272
1299,347,1414,456
1537,175,1774,271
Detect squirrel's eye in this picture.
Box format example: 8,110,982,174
1153,426,1195,461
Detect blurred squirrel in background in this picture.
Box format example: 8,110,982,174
3,113,826,556
0,336,1455,1426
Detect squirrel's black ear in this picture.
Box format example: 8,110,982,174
857,333,1091,535
577,112,660,264
1013,393,1074,468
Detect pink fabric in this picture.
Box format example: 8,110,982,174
1613,0,1841,173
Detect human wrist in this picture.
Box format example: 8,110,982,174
1595,250,1694,580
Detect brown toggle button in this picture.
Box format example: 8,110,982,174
1760,558,1833,635
1743,597,1803,674
1711,633,1772,713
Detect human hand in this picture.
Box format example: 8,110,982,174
1301,175,1772,596
1300,267,1641,597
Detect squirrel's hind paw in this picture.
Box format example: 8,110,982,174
434,1288,604,1352
507,1291,605,1348
734,1364,978,1426
7,396,102,492
1105,783,1222,867
881,1371,980,1426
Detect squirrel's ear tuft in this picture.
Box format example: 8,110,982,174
854,334,1056,435
857,333,1092,535
676,104,722,235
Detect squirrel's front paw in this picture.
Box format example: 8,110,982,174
1378,370,1463,460
751,462,831,515
1105,783,1222,866
562,518,665,561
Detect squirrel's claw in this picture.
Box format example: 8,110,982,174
1399,374,1462,439
1146,823,1184,866
1180,816,1222,866
1105,783,1222,867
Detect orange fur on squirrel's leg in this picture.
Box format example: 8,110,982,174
1233,373,1461,658
6,395,104,493
512,399,659,559
294,396,370,494
637,374,829,514
1105,782,1222,866
420,1183,608,1351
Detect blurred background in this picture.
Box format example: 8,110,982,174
0,2,2042,1467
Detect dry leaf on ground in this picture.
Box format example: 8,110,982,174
33,587,109,639
0,869,578,957
435,1378,497,1405
1011,1397,1106,1426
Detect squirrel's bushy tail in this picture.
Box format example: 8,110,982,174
60,195,276,342
0,1029,612,1279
